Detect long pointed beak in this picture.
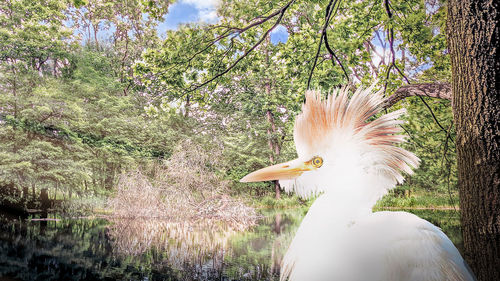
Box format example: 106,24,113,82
240,159,313,183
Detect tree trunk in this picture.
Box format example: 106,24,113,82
10,63,18,119
22,185,29,202
93,22,100,50
53,58,57,76
271,116,281,200
264,36,281,200
31,182,35,201
447,1,499,280
185,94,190,117
266,109,281,200
105,162,115,190
40,188,50,211
54,182,58,200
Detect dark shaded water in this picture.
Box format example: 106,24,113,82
0,208,462,281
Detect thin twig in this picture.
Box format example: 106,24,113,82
185,0,296,94
399,124,429,150
383,27,396,94
307,0,341,88
356,3,378,39
155,1,296,78
324,26,349,81
323,0,348,81
383,0,453,144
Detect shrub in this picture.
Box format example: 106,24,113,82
108,140,259,231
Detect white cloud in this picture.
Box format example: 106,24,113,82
199,9,218,22
182,0,219,23
183,0,219,8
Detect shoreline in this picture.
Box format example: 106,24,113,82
374,206,460,211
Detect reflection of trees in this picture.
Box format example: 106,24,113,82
0,209,463,280
0,215,179,280
221,209,305,280
107,209,307,280
271,213,282,275
108,218,237,271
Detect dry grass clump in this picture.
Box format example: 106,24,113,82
107,141,258,267
108,171,167,218
108,140,258,231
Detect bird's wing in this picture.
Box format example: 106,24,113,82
280,210,476,281
348,211,476,281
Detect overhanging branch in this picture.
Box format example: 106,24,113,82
382,82,452,110
383,0,453,143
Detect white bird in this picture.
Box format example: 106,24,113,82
240,86,476,281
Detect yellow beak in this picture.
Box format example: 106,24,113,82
240,159,314,183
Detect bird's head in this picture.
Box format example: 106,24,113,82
240,85,419,199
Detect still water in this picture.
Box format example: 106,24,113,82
0,208,462,281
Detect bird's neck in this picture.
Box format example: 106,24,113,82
324,174,392,216
322,145,397,213
312,191,378,222
292,191,377,259
314,168,396,223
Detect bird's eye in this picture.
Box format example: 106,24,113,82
311,156,323,168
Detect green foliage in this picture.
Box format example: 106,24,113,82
402,97,457,193
374,188,459,209
130,0,454,200
0,0,74,64
56,196,108,217
0,0,457,211
0,42,185,205
249,194,313,209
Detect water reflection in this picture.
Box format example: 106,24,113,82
108,218,235,271
0,208,461,280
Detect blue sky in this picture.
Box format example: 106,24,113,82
74,0,288,45
160,2,199,31
158,0,288,44
159,0,218,32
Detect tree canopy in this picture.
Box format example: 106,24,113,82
0,0,457,203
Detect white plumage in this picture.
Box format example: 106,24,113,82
241,86,476,281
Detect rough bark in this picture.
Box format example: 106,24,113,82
105,162,117,190
447,1,500,280
268,109,281,200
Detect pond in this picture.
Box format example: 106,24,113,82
0,208,462,281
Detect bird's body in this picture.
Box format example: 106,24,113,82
241,85,476,281
280,195,474,281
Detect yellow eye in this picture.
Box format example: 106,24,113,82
311,156,323,168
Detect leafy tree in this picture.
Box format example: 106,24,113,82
133,0,455,201
69,0,173,94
